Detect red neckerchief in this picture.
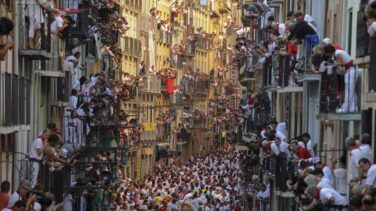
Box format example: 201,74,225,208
37,135,45,142
316,187,322,199
350,146,358,150
344,60,354,69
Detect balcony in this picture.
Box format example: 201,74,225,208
196,40,210,52
18,3,52,60
261,156,288,192
140,74,161,94
171,55,185,69
158,31,172,45
124,36,142,58
181,78,209,96
187,42,196,56
316,66,362,121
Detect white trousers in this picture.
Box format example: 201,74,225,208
31,161,40,188
340,66,357,112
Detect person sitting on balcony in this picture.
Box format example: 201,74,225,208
323,44,359,113
0,16,14,61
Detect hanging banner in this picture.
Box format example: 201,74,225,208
144,122,157,131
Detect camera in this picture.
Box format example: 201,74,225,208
26,191,44,201
324,59,335,66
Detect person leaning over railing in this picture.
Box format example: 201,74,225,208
322,44,360,113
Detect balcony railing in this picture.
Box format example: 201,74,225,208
171,54,185,69
181,79,209,96
262,156,288,192
18,3,52,60
196,40,210,51
140,74,161,94
278,55,291,87
187,42,196,55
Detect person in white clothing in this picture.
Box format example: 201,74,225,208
333,159,347,195
305,185,348,209
26,0,45,49
64,89,78,143
65,52,81,90
301,133,317,157
30,130,50,188
270,137,290,157
8,181,28,207
312,158,334,185
358,158,376,187
312,168,333,189
324,44,358,113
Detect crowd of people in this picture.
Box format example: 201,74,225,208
95,146,246,210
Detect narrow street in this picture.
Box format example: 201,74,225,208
1,0,376,210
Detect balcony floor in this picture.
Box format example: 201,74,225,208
316,113,362,121
296,73,321,82
19,49,52,60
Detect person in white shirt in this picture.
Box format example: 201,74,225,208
8,181,29,208
312,168,333,189
313,159,334,185
30,130,50,188
270,137,290,157
305,185,348,209
358,158,376,187
301,133,317,157
333,159,347,195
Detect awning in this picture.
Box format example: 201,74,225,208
277,86,304,93
243,133,257,143
236,145,249,151
35,70,65,77
156,143,170,147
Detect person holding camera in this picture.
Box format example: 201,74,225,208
7,180,41,211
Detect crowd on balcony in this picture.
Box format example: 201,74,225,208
181,70,210,95
238,1,371,114
233,1,376,210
